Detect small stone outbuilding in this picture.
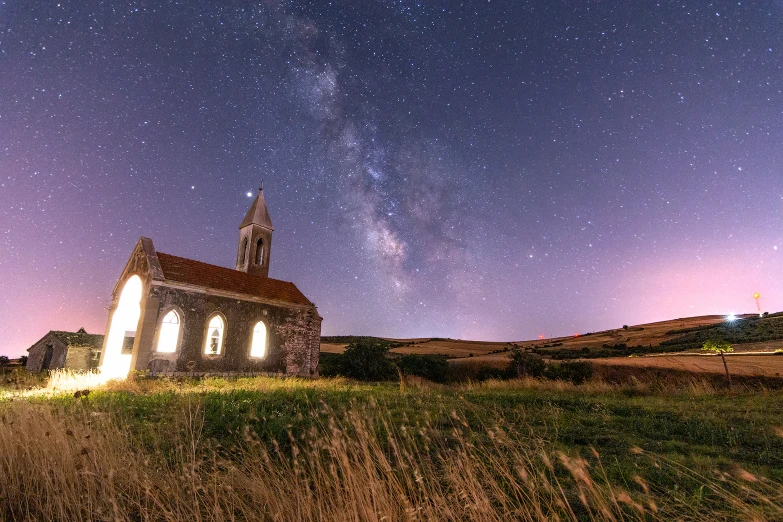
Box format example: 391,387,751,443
26,328,105,372
98,187,322,379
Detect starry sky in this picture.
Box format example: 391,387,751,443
2,1,782,356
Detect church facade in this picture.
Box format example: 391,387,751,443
98,188,321,379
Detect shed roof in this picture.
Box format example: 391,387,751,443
52,330,105,348
156,252,312,306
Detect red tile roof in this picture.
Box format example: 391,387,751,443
156,252,312,306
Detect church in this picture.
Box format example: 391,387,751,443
98,187,321,379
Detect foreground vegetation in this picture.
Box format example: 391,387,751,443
1,369,783,521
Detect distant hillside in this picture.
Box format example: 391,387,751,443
661,312,783,347
320,312,783,361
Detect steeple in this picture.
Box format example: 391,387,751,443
236,184,274,277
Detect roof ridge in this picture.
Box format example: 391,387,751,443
156,252,297,286
154,251,313,306
50,330,103,336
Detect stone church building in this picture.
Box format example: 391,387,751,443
98,187,321,379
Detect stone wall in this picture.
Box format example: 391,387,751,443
26,335,68,372
140,284,321,376
279,308,321,377
64,346,92,370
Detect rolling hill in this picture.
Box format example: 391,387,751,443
321,312,783,377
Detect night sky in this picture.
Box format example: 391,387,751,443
2,1,782,356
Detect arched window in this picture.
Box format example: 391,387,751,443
102,275,142,379
204,315,225,355
156,310,180,353
239,237,248,265
250,321,267,358
255,238,264,266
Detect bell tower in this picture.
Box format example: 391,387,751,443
236,184,274,278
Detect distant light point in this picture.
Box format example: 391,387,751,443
191,185,195,190
246,191,253,197
726,314,737,322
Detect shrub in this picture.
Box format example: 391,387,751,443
396,354,450,383
543,361,594,384
318,353,344,378
476,365,505,381
322,340,397,381
507,350,545,378
448,362,505,382
0,356,9,367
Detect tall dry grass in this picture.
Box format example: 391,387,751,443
0,369,362,399
1,393,781,521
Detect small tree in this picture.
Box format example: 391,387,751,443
703,339,733,386
337,339,397,381
0,355,9,366
508,346,545,378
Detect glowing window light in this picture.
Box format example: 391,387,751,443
156,310,180,353
250,321,267,358
101,275,142,379
205,315,225,355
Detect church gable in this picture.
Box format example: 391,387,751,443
110,237,164,299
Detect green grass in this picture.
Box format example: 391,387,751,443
3,375,783,520
41,378,783,481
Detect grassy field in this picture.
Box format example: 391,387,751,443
590,353,783,378
1,371,783,520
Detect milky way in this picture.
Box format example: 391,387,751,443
1,1,782,356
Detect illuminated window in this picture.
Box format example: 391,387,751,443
204,315,225,355
250,321,267,358
102,275,142,379
255,238,264,266
156,310,180,353
239,237,248,265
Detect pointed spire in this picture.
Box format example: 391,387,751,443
239,183,274,230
